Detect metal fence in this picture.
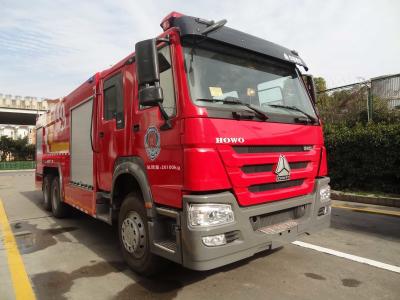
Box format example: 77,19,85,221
0,161,36,170
371,74,400,109
317,74,400,125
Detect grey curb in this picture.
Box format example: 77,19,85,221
331,190,400,208
0,169,36,173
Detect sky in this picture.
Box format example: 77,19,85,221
1,0,399,99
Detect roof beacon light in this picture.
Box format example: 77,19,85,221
160,11,184,31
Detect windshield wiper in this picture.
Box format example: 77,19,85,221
197,97,268,120
268,104,318,124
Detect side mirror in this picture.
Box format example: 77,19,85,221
302,74,317,105
135,39,163,106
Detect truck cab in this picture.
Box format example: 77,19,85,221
36,12,331,275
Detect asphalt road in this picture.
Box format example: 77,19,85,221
0,171,399,300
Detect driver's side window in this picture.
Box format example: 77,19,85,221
139,46,176,117
158,46,176,117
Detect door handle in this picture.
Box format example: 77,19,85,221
99,131,104,138
133,124,140,132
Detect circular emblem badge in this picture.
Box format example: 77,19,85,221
144,126,161,161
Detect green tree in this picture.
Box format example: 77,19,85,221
313,77,327,93
314,77,371,126
0,136,35,161
0,136,14,161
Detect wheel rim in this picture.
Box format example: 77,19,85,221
121,211,146,258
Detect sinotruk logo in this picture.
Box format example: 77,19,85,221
275,155,291,182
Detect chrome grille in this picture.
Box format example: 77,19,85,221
217,142,319,205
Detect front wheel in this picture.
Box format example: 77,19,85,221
118,193,164,276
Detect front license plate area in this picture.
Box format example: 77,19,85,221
257,220,298,235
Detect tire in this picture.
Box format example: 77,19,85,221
51,177,69,218
118,193,164,276
43,175,53,211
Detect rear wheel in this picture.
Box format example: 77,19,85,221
51,177,69,218
42,175,53,211
118,193,164,276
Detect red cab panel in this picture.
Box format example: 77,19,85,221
184,118,324,206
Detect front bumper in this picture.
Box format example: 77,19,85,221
180,177,331,270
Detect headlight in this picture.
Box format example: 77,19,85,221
319,185,331,203
188,204,234,227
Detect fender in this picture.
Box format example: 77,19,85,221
111,157,155,217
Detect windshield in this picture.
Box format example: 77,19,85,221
183,46,317,122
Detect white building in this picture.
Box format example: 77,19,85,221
0,93,59,144
0,125,36,143
0,93,50,111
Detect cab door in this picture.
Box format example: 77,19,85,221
134,44,183,208
96,72,126,191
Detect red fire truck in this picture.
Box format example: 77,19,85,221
35,12,331,275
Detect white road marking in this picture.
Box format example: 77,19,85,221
292,241,400,274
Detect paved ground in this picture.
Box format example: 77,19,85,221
0,171,399,300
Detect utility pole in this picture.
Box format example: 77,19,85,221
367,87,373,122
